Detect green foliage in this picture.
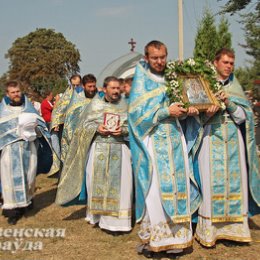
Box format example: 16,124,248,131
193,9,219,61
235,65,260,102
235,67,254,90
193,9,232,62
0,87,4,101
217,16,232,50
219,0,253,15
240,7,260,75
0,73,8,101
51,78,69,96
219,1,260,89
5,28,80,95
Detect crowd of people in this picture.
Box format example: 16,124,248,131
0,40,259,257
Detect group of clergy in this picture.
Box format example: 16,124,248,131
0,40,259,257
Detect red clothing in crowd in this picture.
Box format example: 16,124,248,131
41,99,53,123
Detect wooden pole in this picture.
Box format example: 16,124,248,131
178,0,184,61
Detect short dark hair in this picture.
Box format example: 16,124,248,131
118,78,125,85
5,80,20,92
103,76,119,88
144,40,168,56
124,77,133,85
43,89,52,97
69,74,82,82
82,74,96,85
214,48,235,61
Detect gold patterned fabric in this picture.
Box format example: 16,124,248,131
51,86,73,129
194,76,258,247
61,97,92,162
55,95,128,206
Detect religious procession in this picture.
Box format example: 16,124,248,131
0,37,259,259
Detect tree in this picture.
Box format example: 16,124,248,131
218,0,254,14
5,28,80,94
193,9,219,61
219,0,259,63
217,16,232,50
240,6,260,75
193,9,232,62
219,0,260,90
235,67,254,90
0,83,5,101
0,73,9,100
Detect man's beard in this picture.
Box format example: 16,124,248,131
110,94,120,102
104,93,120,103
84,90,96,98
150,66,165,75
10,98,23,106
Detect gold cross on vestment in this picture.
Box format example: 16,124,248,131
228,139,237,147
231,171,240,179
212,138,224,146
215,171,224,179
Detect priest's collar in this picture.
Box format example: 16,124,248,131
139,59,165,83
219,78,229,86
218,73,234,86
147,68,165,83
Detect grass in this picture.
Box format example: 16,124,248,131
0,174,259,260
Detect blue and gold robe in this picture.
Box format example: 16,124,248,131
60,86,91,162
194,75,260,246
0,95,52,208
128,61,201,223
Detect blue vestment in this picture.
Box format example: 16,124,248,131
0,95,52,208
128,61,201,222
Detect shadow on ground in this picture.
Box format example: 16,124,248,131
63,206,86,220
25,187,57,216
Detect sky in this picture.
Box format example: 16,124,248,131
0,0,256,79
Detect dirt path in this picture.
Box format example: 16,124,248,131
0,174,259,260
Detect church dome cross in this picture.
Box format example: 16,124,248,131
128,38,136,52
